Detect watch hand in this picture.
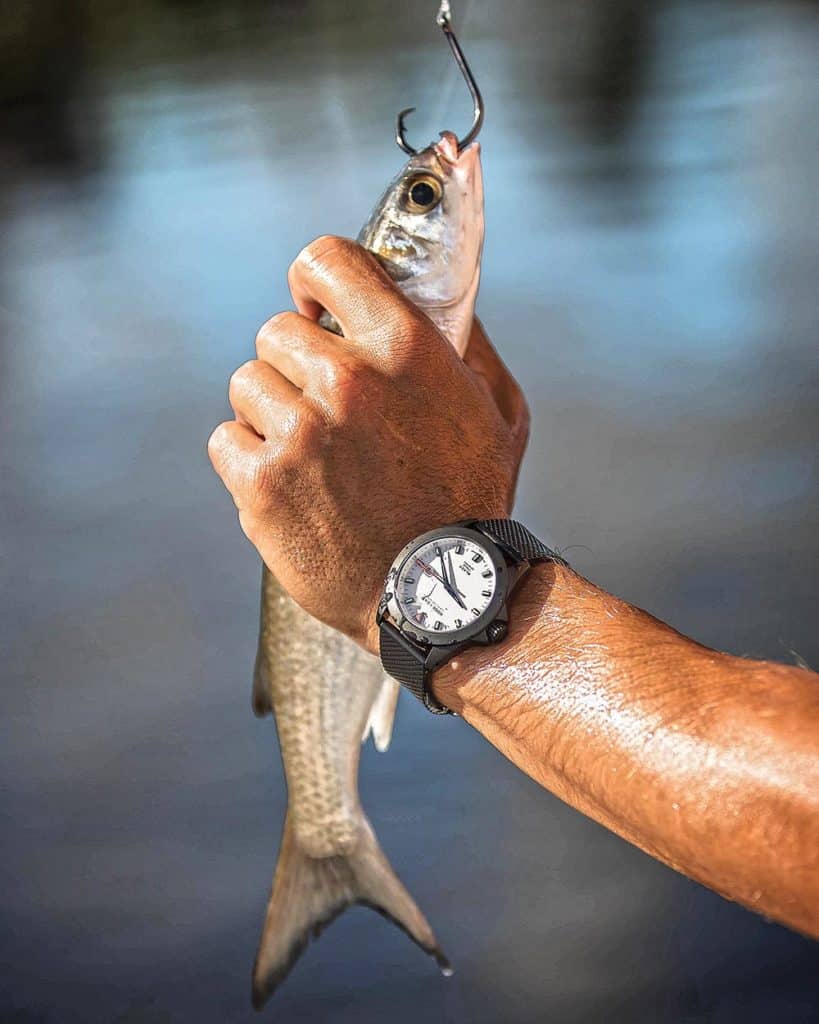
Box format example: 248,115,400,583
440,569,467,609
435,546,467,609
446,550,465,597
435,545,451,588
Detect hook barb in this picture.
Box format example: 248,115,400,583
394,1,484,156
395,108,417,155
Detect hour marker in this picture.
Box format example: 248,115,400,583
455,618,463,628
455,543,465,555
405,576,415,584
405,596,415,604
471,608,480,617
471,553,483,563
482,569,492,578
481,589,492,597
434,621,443,631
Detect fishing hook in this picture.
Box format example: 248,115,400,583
395,0,484,155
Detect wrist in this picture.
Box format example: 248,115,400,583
429,559,571,714
364,615,381,658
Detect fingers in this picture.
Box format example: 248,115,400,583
464,318,530,449
255,311,350,396
288,235,426,346
207,420,263,504
228,358,299,437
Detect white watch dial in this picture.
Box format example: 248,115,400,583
395,536,497,635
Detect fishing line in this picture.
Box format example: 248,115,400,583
429,0,482,137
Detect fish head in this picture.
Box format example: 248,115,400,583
358,131,484,353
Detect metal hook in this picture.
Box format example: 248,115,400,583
395,1,484,156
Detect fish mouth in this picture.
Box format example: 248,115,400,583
430,133,483,215
433,131,480,172
434,130,461,166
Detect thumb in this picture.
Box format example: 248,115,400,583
464,318,530,456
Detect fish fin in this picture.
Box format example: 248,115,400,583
252,567,274,718
252,813,450,1010
252,644,272,718
361,676,401,752
791,649,812,671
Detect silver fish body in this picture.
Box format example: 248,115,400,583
251,132,484,1009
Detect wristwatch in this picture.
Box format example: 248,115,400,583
376,519,567,715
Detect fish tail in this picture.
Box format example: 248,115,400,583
251,812,451,1010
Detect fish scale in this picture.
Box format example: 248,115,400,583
255,572,382,858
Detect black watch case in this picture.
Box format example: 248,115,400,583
377,523,521,650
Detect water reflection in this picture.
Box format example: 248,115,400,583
1,2,818,1022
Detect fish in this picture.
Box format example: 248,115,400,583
250,129,485,1009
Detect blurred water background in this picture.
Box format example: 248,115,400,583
1,1,818,1021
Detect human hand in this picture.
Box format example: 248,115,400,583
208,236,529,654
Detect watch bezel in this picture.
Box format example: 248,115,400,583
380,525,508,647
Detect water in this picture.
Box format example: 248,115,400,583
1,1,818,1021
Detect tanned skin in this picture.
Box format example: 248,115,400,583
208,236,819,940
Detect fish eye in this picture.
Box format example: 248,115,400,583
405,174,443,214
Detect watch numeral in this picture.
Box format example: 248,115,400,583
455,618,463,628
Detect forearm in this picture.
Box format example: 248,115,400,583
432,563,819,936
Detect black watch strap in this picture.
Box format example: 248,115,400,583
379,621,452,715
470,518,568,567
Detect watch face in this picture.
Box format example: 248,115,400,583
394,534,498,638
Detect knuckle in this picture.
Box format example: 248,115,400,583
228,359,260,402
290,235,355,281
299,234,351,267
270,405,326,467
255,311,297,354
276,406,306,447
321,357,357,402
292,402,327,449
207,421,231,462
316,356,371,423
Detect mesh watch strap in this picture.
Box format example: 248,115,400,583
471,519,567,566
379,622,451,714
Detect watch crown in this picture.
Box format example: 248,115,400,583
487,620,507,643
